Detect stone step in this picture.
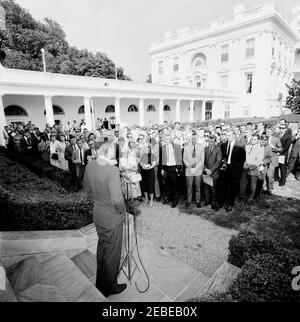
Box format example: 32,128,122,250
0,263,17,302
37,252,107,302
173,272,210,302
0,230,88,257
71,250,96,281
17,284,67,302
195,261,241,298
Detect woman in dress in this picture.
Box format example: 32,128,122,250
58,134,69,171
140,144,157,207
119,139,141,199
49,133,61,169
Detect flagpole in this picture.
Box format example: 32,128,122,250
41,48,46,72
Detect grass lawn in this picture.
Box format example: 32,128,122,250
178,175,300,250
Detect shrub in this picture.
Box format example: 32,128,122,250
5,150,72,191
229,251,300,302
0,155,92,231
228,230,281,268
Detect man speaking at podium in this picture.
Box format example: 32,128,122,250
84,143,127,297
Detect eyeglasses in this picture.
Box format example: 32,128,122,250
279,127,285,130
204,135,209,137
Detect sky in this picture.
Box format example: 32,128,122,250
15,0,298,82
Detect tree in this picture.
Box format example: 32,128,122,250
0,0,131,80
285,79,300,114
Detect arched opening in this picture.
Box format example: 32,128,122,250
105,105,115,113
164,105,171,112
191,53,207,69
4,105,28,116
147,105,156,112
43,105,65,115
128,105,138,112
78,105,85,114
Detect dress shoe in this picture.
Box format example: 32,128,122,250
101,284,127,297
156,196,162,202
185,202,191,208
196,203,201,208
162,198,169,205
171,200,178,208
203,202,210,207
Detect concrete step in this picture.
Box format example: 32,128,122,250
0,263,17,302
17,284,67,302
71,250,96,281
0,230,88,257
195,261,241,298
37,252,107,302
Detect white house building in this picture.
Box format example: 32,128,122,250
1,2,300,147
150,2,300,119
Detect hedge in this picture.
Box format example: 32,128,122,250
5,150,72,191
189,231,300,302
0,155,93,231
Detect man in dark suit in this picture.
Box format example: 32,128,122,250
203,134,222,210
220,130,246,212
157,130,165,201
21,130,33,155
160,134,182,208
64,134,78,191
84,143,126,297
278,124,292,186
287,127,300,180
73,138,87,191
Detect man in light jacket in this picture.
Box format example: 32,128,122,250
183,133,205,208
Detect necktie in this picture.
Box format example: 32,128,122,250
192,144,196,158
227,141,230,157
80,149,83,164
148,152,151,165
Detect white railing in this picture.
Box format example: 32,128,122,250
150,2,278,51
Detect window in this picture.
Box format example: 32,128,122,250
147,105,156,112
105,105,115,113
220,75,228,89
245,72,253,93
205,102,212,120
128,105,138,112
195,76,201,88
192,53,206,69
224,103,231,119
78,105,85,114
4,105,28,116
173,57,179,72
43,105,65,115
164,105,171,112
158,61,163,74
246,38,255,58
173,82,179,86
221,45,229,63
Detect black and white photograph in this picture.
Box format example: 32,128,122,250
0,0,300,309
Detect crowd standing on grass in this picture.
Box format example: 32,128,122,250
3,117,300,212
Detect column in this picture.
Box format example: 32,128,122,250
158,99,164,125
90,97,96,131
138,98,145,127
114,97,121,126
0,95,7,147
202,100,206,121
44,96,54,127
175,99,180,122
84,96,93,131
189,100,194,122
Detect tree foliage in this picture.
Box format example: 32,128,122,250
0,0,131,80
285,79,300,113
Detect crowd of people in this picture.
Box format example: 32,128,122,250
3,117,300,212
